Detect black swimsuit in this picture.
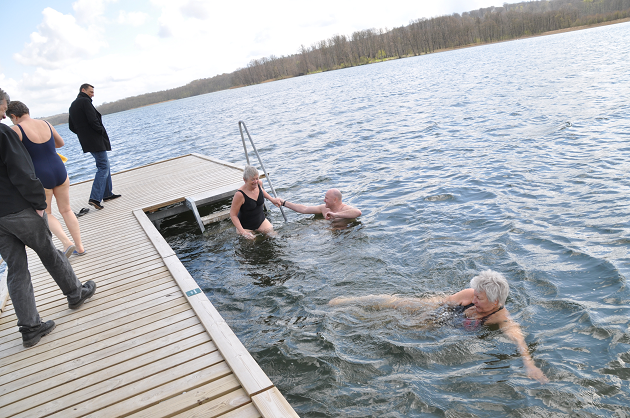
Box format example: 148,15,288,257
237,185,266,230
432,303,504,331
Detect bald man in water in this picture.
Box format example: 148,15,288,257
278,188,361,220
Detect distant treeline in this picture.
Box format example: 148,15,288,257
46,0,630,125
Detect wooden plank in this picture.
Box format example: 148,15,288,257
36,350,226,418
161,253,274,395
0,293,188,365
133,209,176,258
0,331,213,411
0,313,201,397
201,209,232,225
0,301,192,379
191,153,245,171
0,272,173,336
91,365,237,418
252,388,300,418
0,282,182,350
209,403,262,418
166,388,251,418
0,264,169,327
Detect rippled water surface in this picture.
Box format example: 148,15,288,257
53,23,630,417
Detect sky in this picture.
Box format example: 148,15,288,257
0,0,503,119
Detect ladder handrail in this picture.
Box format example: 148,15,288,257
238,121,287,222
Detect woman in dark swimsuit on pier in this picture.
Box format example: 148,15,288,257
7,101,86,257
330,270,548,383
230,165,281,239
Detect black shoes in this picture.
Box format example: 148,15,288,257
21,320,56,348
89,194,120,208
88,199,104,210
68,280,97,309
103,194,121,202
19,281,95,348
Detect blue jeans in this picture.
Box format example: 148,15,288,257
89,151,113,202
0,209,82,331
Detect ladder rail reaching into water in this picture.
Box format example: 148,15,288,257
238,121,287,222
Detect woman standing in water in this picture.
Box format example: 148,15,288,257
7,101,86,257
230,165,281,239
330,270,548,383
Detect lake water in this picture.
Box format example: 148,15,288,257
51,22,630,417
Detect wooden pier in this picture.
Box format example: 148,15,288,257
0,154,298,417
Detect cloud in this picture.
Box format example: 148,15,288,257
136,34,159,49
180,0,210,20
13,8,108,69
73,0,116,25
158,23,173,38
117,11,148,26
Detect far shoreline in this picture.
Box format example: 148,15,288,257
47,16,630,124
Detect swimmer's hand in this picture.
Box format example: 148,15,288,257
240,231,255,240
325,211,338,220
271,197,282,208
525,363,548,384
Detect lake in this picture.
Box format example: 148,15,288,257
51,21,630,417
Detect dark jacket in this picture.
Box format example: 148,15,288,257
68,92,111,153
0,124,47,217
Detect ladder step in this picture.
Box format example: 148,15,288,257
201,209,232,225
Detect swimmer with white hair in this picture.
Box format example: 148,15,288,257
330,270,548,383
276,188,361,220
230,165,282,239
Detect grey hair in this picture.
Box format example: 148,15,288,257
0,88,9,104
470,270,509,305
243,165,259,180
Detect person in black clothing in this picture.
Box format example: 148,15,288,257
0,88,96,348
68,83,120,210
230,165,282,239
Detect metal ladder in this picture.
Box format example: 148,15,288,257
238,121,287,222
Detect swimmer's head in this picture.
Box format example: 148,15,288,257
243,165,259,181
470,270,509,305
324,188,342,207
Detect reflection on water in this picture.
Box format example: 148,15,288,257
52,22,630,417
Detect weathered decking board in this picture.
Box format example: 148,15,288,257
0,154,297,418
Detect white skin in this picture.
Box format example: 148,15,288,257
82,86,95,98
230,174,282,240
330,288,548,383
9,111,85,253
276,188,362,220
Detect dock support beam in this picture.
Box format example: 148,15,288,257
185,197,205,233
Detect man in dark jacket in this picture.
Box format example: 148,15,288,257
68,83,120,210
0,88,96,348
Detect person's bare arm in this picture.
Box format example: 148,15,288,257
50,123,64,148
10,125,22,140
229,192,254,239
498,318,548,383
444,288,474,306
259,180,282,207
283,200,324,214
325,205,362,219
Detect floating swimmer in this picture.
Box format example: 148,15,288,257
330,270,548,383
276,188,361,220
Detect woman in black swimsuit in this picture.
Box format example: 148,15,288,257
230,166,281,239
330,270,548,383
